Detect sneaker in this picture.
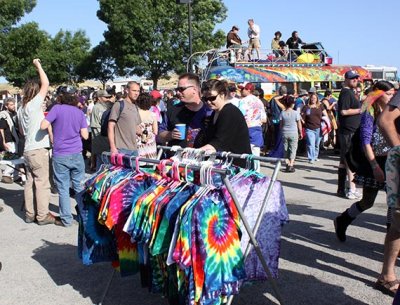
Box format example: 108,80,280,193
288,166,296,173
353,190,362,199
346,191,358,200
37,213,59,226
309,160,315,164
1,176,13,184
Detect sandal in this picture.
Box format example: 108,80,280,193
374,277,400,297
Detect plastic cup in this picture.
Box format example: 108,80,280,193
175,124,186,140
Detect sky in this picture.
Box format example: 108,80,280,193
7,0,400,82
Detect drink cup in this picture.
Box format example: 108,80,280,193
175,124,186,140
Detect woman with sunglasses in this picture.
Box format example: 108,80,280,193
196,80,251,167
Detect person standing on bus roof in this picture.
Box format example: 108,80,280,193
244,19,261,61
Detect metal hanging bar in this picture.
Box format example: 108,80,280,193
223,176,284,305
157,145,285,164
101,152,229,176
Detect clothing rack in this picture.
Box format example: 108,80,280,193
97,150,285,305
157,146,285,305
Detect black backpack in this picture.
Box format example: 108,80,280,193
100,100,125,137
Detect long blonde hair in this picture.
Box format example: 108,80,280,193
22,79,40,107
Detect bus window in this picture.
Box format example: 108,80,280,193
371,71,384,79
298,82,312,92
385,72,397,81
320,82,330,90
331,81,344,90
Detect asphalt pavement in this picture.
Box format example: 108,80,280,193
0,150,396,305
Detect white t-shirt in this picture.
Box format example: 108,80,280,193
18,94,50,152
229,97,240,108
248,24,260,39
238,94,267,128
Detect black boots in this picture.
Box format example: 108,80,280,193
334,210,355,242
336,167,347,198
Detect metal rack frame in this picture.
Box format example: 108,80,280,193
97,150,285,305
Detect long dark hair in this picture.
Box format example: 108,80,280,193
371,80,394,117
22,79,40,107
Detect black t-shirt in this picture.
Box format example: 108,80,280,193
286,37,303,50
0,118,15,143
337,87,361,134
196,103,251,167
160,102,211,148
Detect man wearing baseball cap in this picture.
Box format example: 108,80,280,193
238,83,267,171
335,70,362,201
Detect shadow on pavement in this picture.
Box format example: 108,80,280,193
281,203,387,281
31,240,167,305
233,269,370,305
31,239,369,305
0,186,25,221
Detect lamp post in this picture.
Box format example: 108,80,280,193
176,0,193,72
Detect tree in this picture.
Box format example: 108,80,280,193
97,0,227,88
0,0,37,72
1,22,50,87
0,0,36,32
76,41,117,89
41,30,91,84
1,25,91,86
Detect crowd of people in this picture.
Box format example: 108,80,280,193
0,58,400,300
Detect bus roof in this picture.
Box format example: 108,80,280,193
207,65,371,83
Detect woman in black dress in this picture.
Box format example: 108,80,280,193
197,80,251,167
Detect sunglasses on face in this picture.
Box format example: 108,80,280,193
202,95,218,103
175,86,194,93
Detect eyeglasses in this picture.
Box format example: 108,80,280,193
175,86,194,93
202,95,218,103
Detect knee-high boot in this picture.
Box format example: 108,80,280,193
334,209,355,242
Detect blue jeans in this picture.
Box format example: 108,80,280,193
52,153,85,226
305,128,321,162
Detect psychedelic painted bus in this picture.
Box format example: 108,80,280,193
199,45,371,98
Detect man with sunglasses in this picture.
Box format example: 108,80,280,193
158,73,211,148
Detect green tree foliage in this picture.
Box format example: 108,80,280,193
0,0,36,32
0,0,37,69
97,0,227,88
76,41,117,88
1,25,91,86
1,22,49,87
41,30,92,84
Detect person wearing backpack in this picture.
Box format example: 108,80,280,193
108,81,142,155
90,90,113,171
